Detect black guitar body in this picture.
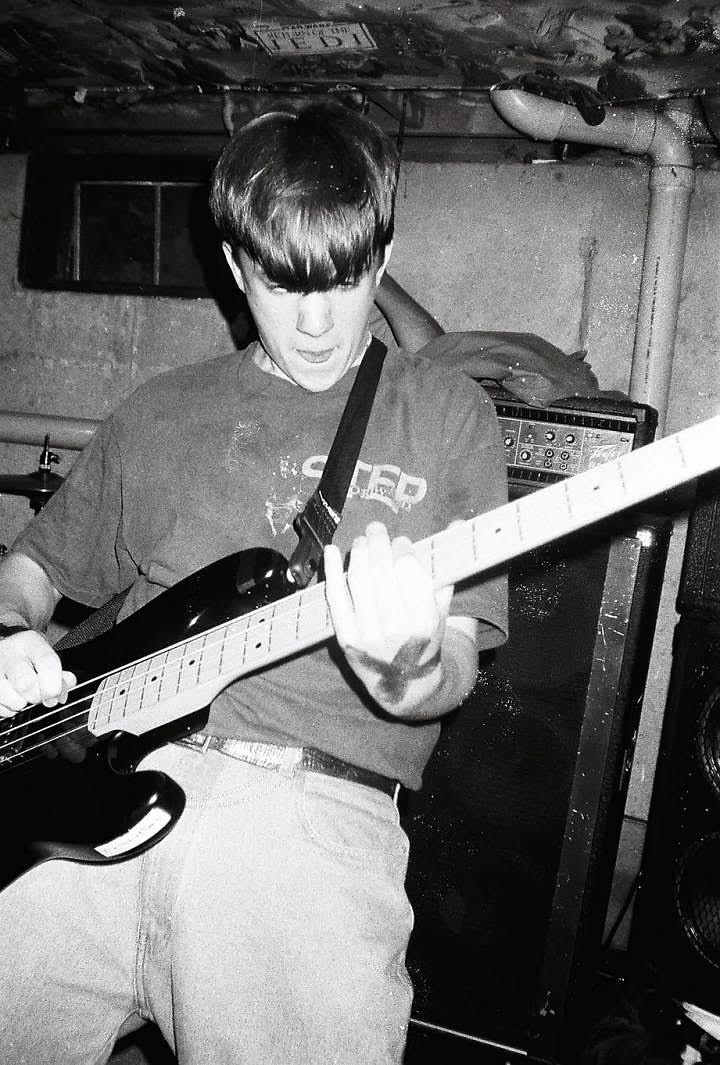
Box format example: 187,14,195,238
0,547,292,891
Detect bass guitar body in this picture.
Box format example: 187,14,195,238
0,547,292,892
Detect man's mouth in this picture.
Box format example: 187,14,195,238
297,347,335,364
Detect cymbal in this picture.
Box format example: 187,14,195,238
0,472,64,498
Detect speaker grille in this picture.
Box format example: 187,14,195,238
697,686,720,799
631,619,720,1010
678,469,720,616
675,835,720,969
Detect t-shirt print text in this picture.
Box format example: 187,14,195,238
304,454,427,513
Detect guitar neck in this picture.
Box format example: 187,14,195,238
88,413,720,738
417,411,720,589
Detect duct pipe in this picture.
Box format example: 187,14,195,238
0,410,98,451
490,88,695,435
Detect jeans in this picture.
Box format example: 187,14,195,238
0,743,414,1064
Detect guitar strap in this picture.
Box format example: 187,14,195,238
287,335,387,588
55,337,387,649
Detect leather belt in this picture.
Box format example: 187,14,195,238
173,732,400,799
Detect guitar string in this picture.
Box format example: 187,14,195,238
0,426,707,765
0,527,473,766
0,426,712,772
0,543,432,761
0,471,635,767
0,499,563,768
0,486,599,766
0,527,434,756
0,583,325,762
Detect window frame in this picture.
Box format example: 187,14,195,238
18,153,226,299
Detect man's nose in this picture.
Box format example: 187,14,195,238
296,292,333,336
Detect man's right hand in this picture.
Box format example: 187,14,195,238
0,629,75,717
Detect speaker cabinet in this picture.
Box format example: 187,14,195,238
630,615,720,1011
677,470,720,617
401,512,671,1063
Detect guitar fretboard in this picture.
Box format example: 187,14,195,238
86,412,720,737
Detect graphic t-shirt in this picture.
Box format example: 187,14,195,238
15,343,508,788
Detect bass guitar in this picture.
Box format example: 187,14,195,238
1,412,719,890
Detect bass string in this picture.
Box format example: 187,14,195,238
0,570,334,752
0,532,469,764
0,608,248,750
0,585,321,759
0,719,96,770
0,690,94,764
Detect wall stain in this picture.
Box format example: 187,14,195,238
578,234,599,351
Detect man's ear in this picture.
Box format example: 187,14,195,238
222,241,246,293
376,241,393,286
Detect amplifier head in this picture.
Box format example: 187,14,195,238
485,387,657,489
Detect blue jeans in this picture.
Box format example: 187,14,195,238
0,743,414,1064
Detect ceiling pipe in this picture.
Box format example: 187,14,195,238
490,88,696,436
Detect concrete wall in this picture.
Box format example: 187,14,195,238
1,148,718,821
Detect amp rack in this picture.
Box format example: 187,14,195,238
485,387,657,491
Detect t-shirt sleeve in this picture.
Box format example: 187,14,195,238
11,416,136,607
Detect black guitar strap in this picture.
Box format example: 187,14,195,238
287,336,387,588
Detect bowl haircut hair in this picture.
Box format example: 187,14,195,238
210,100,399,293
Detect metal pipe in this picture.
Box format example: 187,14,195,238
0,411,98,451
629,168,694,420
490,88,696,435
490,90,693,167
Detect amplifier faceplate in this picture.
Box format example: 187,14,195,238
488,390,657,487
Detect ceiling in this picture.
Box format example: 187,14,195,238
2,1,720,138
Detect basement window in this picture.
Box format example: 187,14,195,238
19,154,230,298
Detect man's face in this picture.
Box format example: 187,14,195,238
224,246,389,392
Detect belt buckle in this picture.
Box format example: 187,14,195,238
175,730,212,753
